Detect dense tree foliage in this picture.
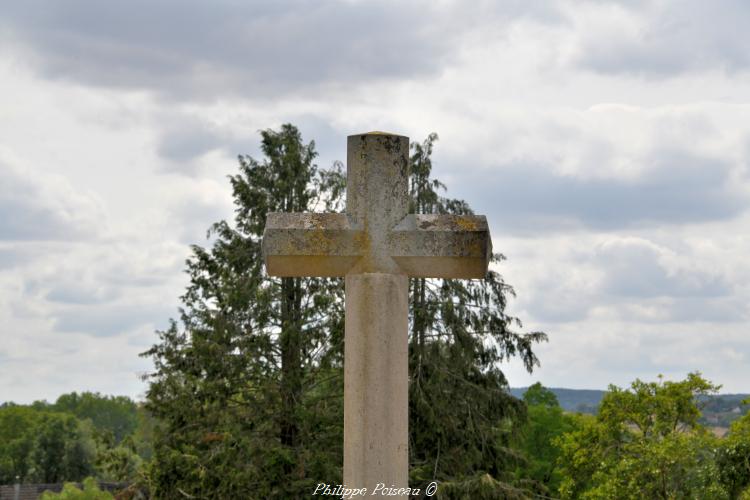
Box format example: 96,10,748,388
0,393,148,486
52,393,138,444
2,372,749,499
0,405,40,483
31,414,95,483
717,400,750,499
0,408,95,484
513,383,579,496
40,477,114,500
143,124,347,499
556,373,730,499
141,125,546,499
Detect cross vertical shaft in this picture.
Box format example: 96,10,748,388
343,134,410,493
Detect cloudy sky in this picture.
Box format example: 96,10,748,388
1,0,749,403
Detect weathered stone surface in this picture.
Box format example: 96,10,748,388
262,213,362,277
344,272,408,493
390,214,492,278
345,133,409,274
262,211,492,278
262,131,492,498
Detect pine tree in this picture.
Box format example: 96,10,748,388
142,124,346,498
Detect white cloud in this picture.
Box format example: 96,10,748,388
0,0,476,101
568,0,750,77
0,148,105,241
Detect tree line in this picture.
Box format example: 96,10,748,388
0,392,151,486
5,375,749,499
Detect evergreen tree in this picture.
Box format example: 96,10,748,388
142,126,545,499
142,124,345,499
406,134,546,498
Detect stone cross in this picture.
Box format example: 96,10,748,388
262,132,491,496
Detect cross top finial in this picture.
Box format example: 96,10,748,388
345,134,409,273
357,130,406,136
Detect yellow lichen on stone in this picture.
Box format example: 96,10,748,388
354,231,370,255
455,217,479,231
306,229,333,252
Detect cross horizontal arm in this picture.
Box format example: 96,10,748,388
389,214,492,279
262,212,364,277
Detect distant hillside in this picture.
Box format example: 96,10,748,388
510,387,750,427
698,393,750,427
509,387,604,414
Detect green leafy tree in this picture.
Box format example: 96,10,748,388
556,373,728,499
513,383,578,496
522,382,560,407
27,413,96,483
40,477,114,500
0,399,147,485
53,392,138,444
142,126,544,499
717,398,750,498
0,405,40,483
